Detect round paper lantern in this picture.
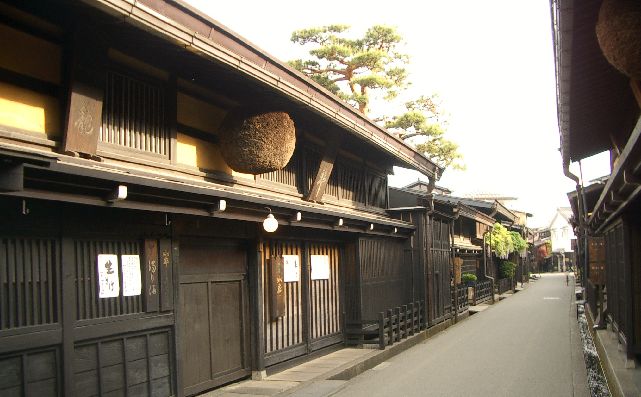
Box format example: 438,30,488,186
218,109,296,175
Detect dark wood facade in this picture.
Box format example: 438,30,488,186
552,0,641,362
0,1,448,396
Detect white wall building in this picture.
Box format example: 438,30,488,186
549,207,575,271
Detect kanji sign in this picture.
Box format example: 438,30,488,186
97,254,119,298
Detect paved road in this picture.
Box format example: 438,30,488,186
332,274,589,397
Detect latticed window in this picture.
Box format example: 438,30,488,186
101,71,169,157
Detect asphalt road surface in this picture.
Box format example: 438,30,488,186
333,274,589,397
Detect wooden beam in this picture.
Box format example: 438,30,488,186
617,169,640,196
610,191,624,206
631,79,641,109
304,133,342,203
0,162,23,192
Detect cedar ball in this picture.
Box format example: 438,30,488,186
219,109,296,175
596,0,641,80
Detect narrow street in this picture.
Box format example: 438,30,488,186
332,274,589,397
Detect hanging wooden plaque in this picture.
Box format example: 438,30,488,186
270,256,286,320
588,237,606,286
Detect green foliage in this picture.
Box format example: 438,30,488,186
485,223,529,259
290,25,463,171
510,231,528,255
289,24,409,115
385,95,463,169
486,223,512,258
499,261,517,279
461,273,477,283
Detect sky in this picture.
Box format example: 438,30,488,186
184,0,610,228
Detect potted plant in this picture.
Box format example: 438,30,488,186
462,273,477,286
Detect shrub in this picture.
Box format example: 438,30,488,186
461,273,477,283
499,261,517,279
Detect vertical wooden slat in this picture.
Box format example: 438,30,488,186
12,239,22,327
159,239,173,312
30,240,38,326
48,241,56,325
0,238,6,329
36,240,45,325
61,236,76,396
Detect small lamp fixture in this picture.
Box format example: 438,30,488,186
263,207,278,233
394,227,398,234
106,185,127,203
336,218,344,227
210,199,227,214
293,211,302,222
369,223,374,231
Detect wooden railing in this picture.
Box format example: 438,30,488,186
497,278,511,294
455,284,469,313
473,280,492,305
344,301,424,350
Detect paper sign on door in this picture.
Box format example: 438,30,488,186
98,254,119,298
311,255,330,280
121,255,142,296
283,255,300,282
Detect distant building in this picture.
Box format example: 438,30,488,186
403,180,452,195
548,207,575,271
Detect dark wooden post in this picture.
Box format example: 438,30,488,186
302,242,311,353
395,307,401,342
378,312,385,350
409,302,415,335
402,304,408,338
61,236,76,397
387,309,393,346
171,239,183,397
250,238,266,378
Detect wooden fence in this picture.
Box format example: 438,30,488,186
473,280,492,305
345,301,424,350
455,284,469,313
497,278,511,295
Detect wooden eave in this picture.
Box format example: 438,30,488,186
80,0,442,179
491,200,517,224
552,0,638,164
0,145,415,236
589,117,641,233
456,203,494,226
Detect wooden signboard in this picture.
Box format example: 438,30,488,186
588,237,606,285
159,239,174,311
143,239,159,312
63,81,103,155
270,256,286,320
454,257,463,285
63,27,106,156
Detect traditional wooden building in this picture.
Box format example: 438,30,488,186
0,1,443,396
433,195,517,280
436,197,494,282
388,186,502,324
552,0,641,364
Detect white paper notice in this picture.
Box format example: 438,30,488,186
283,255,300,282
121,255,142,296
97,254,120,298
311,255,330,280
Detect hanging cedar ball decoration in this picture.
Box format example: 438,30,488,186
596,0,641,80
218,109,296,174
